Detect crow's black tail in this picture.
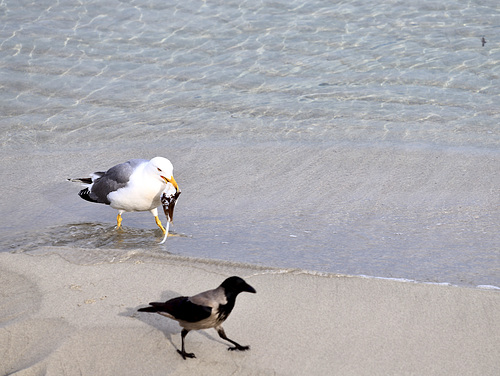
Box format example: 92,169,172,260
138,306,161,313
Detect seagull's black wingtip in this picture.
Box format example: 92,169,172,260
78,187,98,203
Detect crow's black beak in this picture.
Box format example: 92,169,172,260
244,283,257,294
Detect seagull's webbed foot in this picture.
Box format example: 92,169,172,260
177,349,196,359
217,327,250,352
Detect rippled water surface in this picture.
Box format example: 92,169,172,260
1,0,499,286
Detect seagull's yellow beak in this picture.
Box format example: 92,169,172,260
163,175,179,192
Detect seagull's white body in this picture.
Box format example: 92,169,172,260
107,161,169,213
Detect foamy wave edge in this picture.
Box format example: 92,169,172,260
20,246,500,291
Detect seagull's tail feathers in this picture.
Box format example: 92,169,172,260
67,172,105,186
67,177,93,184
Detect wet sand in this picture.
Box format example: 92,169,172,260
1,248,499,375
1,144,499,287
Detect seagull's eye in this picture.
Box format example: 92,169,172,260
157,167,162,172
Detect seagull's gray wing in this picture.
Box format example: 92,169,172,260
86,159,146,204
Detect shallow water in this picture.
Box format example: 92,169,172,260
1,0,499,287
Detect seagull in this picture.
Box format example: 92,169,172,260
138,276,256,359
69,157,180,238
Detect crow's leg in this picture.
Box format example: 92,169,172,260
177,329,196,359
216,327,250,351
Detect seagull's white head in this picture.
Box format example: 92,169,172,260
149,157,179,192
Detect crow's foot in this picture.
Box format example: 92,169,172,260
177,349,196,359
228,345,250,352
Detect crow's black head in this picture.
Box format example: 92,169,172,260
221,276,256,295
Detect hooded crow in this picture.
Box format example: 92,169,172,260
138,276,256,359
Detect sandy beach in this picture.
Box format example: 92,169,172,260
1,247,499,375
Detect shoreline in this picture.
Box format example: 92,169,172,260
16,245,500,291
1,247,499,375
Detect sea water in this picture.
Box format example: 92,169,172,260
1,0,499,287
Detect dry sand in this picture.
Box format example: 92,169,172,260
1,247,499,376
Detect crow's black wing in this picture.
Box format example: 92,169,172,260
139,296,212,322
